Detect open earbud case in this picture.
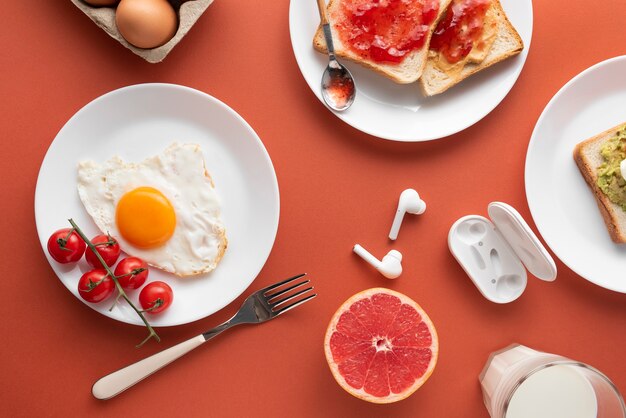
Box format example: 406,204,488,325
448,202,557,303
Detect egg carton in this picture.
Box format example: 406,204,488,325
70,0,214,63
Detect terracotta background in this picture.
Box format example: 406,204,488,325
1,0,625,417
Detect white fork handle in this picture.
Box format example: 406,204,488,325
92,334,206,400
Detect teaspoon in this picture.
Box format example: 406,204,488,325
316,0,356,111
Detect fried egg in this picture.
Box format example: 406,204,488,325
77,143,227,276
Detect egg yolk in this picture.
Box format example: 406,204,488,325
116,187,176,249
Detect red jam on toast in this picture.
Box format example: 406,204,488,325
333,0,440,64
430,0,491,64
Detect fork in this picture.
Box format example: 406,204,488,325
92,274,316,400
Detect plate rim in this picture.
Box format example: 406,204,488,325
288,0,533,142
525,55,626,293
34,83,281,326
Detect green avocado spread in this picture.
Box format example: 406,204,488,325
597,126,626,211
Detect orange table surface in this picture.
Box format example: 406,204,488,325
2,1,625,417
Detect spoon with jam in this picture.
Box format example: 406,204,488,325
316,0,356,112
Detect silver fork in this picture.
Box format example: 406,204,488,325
92,274,316,400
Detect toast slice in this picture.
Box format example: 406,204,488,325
574,123,626,244
419,0,523,96
313,0,452,84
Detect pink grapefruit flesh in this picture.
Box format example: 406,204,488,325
324,288,439,403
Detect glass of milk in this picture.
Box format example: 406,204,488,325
480,344,625,418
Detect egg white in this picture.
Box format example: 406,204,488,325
77,143,227,276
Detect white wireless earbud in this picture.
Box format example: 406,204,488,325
353,244,403,279
389,189,426,240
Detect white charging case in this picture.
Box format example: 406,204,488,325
448,202,557,304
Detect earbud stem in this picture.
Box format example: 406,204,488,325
353,245,381,268
389,210,405,241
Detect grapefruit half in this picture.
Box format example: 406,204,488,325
324,288,439,403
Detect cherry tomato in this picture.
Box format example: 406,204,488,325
85,234,121,268
114,257,149,290
78,269,114,303
47,228,86,264
139,281,173,314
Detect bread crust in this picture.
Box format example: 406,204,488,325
419,0,524,96
573,123,626,244
313,0,453,84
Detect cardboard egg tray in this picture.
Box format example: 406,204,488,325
70,0,214,63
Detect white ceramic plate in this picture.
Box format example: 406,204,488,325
289,0,533,142
526,56,626,294
35,84,280,326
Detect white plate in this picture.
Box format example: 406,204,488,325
525,56,626,294
289,0,533,142
35,84,280,326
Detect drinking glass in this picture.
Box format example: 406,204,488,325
479,344,625,418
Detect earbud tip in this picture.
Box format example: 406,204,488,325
388,250,402,261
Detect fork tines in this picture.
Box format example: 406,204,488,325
263,273,316,314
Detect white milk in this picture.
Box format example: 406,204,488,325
506,365,598,418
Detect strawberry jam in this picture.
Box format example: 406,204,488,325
334,0,440,64
327,76,355,106
430,0,491,63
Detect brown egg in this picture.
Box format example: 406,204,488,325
84,0,119,6
168,0,189,7
115,0,178,49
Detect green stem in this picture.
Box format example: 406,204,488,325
140,298,164,313
82,275,108,293
68,218,160,347
108,292,123,312
94,241,114,247
58,228,76,252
